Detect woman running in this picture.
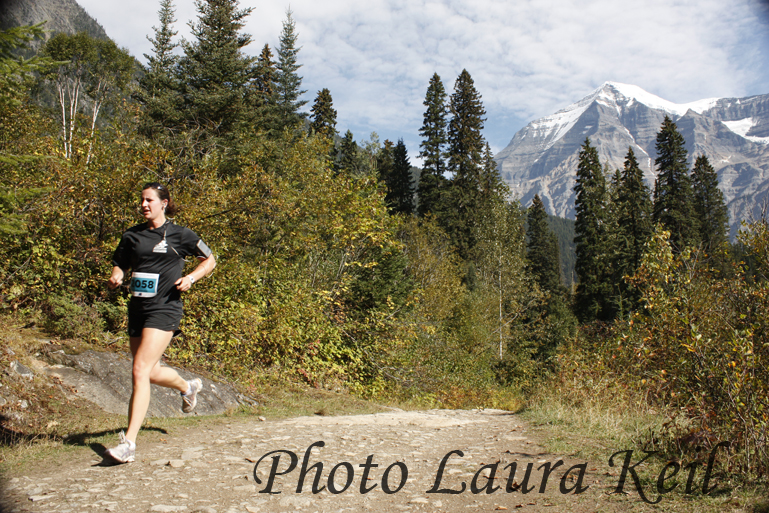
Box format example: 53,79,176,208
104,182,216,463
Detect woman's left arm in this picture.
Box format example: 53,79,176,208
176,254,216,292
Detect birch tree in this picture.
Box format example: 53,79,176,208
41,33,133,162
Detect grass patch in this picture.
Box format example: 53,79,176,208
522,380,769,512
522,388,667,461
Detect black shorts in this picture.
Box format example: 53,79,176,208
127,308,182,338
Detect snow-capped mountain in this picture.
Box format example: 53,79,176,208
495,82,769,235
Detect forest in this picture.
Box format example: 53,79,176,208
0,0,767,483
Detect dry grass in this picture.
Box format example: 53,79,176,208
521,379,768,512
523,389,672,460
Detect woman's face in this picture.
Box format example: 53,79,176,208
140,188,167,222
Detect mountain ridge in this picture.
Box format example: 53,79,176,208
495,82,769,236
0,0,109,45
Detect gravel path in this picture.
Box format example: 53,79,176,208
3,409,655,513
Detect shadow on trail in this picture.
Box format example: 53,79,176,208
1,413,167,460
0,475,12,513
64,427,169,461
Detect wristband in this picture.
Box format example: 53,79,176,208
188,275,195,285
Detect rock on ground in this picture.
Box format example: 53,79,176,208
41,350,251,417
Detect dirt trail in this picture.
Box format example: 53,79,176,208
3,409,658,513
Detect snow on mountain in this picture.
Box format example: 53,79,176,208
495,83,769,237
533,82,721,152
722,118,769,144
604,82,720,117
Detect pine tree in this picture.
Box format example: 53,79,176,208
692,154,729,253
527,194,561,294
377,138,395,193
251,43,279,135
617,147,653,273
254,44,275,97
418,72,448,217
335,130,359,175
388,139,415,215
523,194,575,362
137,0,180,136
652,115,698,250
447,69,485,189
177,0,257,137
0,24,51,167
309,88,337,138
0,24,49,111
574,137,609,321
479,143,507,207
444,69,486,259
274,9,307,129
609,147,654,315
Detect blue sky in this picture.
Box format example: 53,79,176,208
78,0,769,165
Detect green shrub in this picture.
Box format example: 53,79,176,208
42,294,105,341
556,227,769,480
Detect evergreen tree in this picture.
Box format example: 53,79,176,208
335,130,359,175
617,147,653,273
309,88,337,138
610,147,653,315
251,43,279,135
479,143,507,207
652,115,698,250
387,139,415,215
609,165,621,201
1,24,49,111
136,0,180,136
522,195,576,363
177,0,257,137
254,44,275,96
444,69,486,259
274,9,307,129
447,69,485,188
527,194,561,295
377,138,395,191
692,154,729,254
417,72,448,217
0,24,51,167
573,138,609,321
602,165,623,317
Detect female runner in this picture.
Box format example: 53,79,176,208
104,183,215,463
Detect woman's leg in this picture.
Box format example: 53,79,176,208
125,328,187,443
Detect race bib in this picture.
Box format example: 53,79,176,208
130,272,159,297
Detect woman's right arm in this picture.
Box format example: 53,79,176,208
108,266,125,290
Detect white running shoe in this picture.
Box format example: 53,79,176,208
182,378,203,413
104,431,135,463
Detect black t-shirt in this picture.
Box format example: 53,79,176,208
112,221,210,312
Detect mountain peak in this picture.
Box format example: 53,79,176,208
495,85,769,237
517,82,724,154
592,81,719,116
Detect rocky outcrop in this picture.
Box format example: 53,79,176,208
0,0,109,44
39,350,253,417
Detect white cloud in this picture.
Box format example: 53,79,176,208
76,0,769,161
